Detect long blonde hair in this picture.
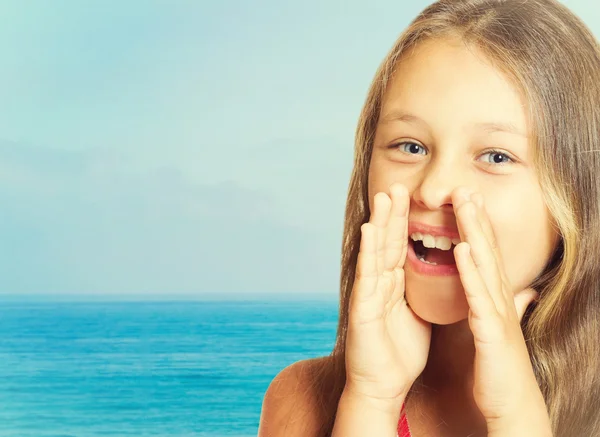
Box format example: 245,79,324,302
302,0,600,435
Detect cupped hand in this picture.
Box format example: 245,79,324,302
344,182,432,405
451,187,551,433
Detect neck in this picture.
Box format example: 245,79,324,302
408,319,487,436
421,318,476,390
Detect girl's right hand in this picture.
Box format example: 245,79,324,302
344,182,432,405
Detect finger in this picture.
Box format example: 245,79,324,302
455,198,506,315
371,192,392,275
354,223,379,301
384,183,409,271
513,287,539,322
471,192,510,296
454,241,498,319
391,266,407,310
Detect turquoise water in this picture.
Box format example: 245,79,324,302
0,298,339,436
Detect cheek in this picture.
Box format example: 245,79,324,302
490,200,555,290
367,156,392,207
368,154,412,203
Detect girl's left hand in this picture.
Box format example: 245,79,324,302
452,187,552,436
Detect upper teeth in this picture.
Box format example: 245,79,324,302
410,233,461,251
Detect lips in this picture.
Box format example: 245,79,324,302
408,221,460,240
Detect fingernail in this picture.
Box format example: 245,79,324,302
460,189,472,202
471,192,483,208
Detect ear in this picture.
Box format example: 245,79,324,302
513,287,539,322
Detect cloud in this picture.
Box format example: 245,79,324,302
0,141,341,295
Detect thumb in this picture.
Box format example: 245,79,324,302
513,287,539,322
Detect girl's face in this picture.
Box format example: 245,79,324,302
368,37,559,324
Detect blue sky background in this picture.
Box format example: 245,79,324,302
1,0,598,298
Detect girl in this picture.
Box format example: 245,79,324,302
258,0,600,436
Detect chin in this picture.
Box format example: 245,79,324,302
404,272,470,325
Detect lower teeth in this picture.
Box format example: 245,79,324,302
417,253,438,265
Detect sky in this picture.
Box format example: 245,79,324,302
1,0,598,298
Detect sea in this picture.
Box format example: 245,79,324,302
0,295,339,437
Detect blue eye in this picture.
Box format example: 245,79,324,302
399,142,427,155
480,150,514,165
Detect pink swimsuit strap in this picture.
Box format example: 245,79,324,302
397,402,412,437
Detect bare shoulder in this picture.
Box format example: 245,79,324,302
257,356,333,437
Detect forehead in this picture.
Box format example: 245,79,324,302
379,37,529,138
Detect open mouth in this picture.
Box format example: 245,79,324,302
410,239,457,266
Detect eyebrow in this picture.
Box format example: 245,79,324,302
380,110,528,138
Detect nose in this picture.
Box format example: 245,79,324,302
411,158,472,211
